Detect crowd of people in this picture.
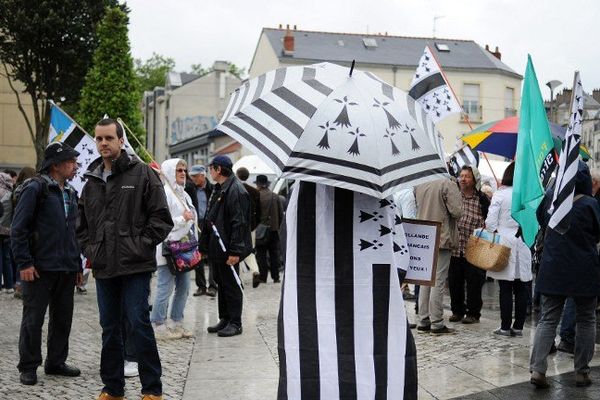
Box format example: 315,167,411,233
3,117,600,398
2,117,286,400
401,161,600,389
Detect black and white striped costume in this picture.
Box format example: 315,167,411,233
278,182,417,400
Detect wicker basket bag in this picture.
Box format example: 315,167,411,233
465,230,511,272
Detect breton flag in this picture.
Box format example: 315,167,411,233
278,181,417,400
49,102,99,194
548,71,585,233
448,145,480,176
409,46,463,124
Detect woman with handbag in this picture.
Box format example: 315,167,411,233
151,159,198,340
484,162,532,336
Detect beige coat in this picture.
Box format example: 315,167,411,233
415,178,463,250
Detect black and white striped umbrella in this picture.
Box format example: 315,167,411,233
217,62,448,198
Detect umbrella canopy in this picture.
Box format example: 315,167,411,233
461,116,590,160
216,62,448,199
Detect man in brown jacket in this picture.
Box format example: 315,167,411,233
414,177,462,335
255,175,283,283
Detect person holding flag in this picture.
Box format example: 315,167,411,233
529,72,600,389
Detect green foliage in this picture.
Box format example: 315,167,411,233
78,7,145,152
190,62,247,79
135,53,175,93
0,0,120,167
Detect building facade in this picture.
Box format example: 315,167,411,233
0,73,36,170
248,26,523,154
142,61,243,167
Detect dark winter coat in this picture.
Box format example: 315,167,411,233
199,175,252,263
77,151,174,279
11,175,80,272
243,183,261,231
536,161,600,297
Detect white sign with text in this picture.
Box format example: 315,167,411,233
402,218,441,286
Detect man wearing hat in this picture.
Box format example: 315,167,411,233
254,174,283,284
11,142,83,385
186,165,216,297
199,155,252,337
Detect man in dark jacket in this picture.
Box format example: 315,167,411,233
254,174,283,283
77,118,173,400
11,142,82,386
530,161,600,388
199,155,252,337
186,165,216,297
235,166,262,288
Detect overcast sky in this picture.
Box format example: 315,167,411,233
127,0,600,98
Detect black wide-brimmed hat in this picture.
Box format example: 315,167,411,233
254,174,270,186
40,142,80,172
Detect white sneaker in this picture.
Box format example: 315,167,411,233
153,323,182,340
124,361,139,378
172,323,194,338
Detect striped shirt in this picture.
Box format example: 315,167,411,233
453,192,484,257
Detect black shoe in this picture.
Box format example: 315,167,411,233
193,287,206,297
217,323,243,337
207,319,229,333
20,371,37,385
44,363,80,377
430,326,456,335
448,314,463,322
273,278,280,283
408,323,417,329
206,287,217,297
461,316,480,324
416,325,431,333
252,272,261,288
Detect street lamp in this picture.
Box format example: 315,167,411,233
546,80,562,123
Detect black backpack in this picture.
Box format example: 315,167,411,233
12,175,50,214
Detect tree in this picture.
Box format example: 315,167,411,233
189,62,246,79
77,7,145,154
0,0,120,168
135,52,175,93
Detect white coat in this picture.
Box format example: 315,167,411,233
155,159,197,266
484,186,532,282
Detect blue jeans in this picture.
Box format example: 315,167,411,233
96,272,161,397
0,238,13,290
150,265,190,324
560,297,576,344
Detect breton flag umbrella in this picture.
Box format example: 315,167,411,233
216,62,448,199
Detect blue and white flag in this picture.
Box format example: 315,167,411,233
548,71,585,233
49,102,99,193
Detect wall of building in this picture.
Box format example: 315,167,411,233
0,74,36,169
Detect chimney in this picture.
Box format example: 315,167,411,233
593,89,600,104
283,24,294,56
493,46,502,60
278,23,282,29
485,45,502,60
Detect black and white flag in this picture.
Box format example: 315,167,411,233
448,145,479,176
278,181,417,400
548,71,585,233
409,46,463,124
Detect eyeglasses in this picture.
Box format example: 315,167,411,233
176,168,187,173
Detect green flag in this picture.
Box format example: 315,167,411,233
511,55,557,246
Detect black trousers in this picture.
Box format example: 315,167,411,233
194,260,217,289
448,256,486,319
256,230,281,282
213,262,243,327
18,271,77,372
498,279,529,330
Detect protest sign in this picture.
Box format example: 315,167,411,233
402,218,441,286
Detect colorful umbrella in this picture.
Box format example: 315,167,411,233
461,116,590,160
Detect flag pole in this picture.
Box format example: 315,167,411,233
117,118,194,219
426,46,500,186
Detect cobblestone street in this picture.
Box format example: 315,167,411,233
1,272,600,399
